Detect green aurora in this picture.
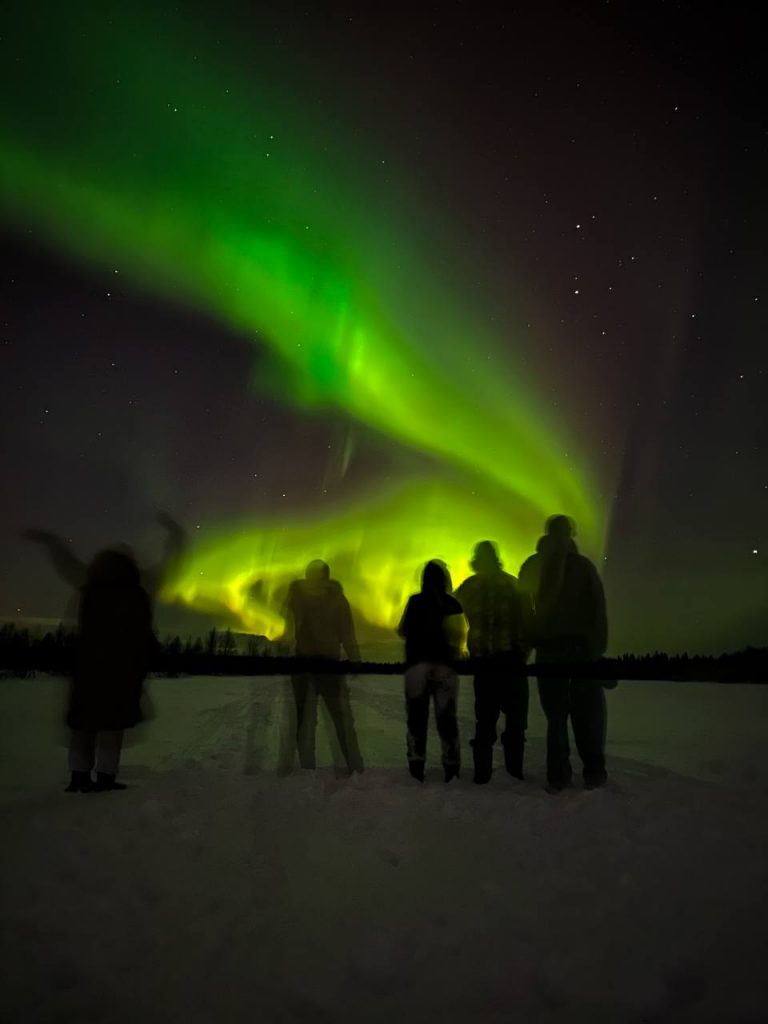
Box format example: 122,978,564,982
1,2,604,636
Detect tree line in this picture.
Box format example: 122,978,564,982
1,622,767,682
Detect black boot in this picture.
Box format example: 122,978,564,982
583,769,608,790
408,759,425,782
65,770,93,793
471,740,493,784
545,767,573,795
94,772,127,792
444,764,460,783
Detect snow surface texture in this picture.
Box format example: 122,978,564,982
2,675,768,1024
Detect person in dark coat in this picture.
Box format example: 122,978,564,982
398,560,466,783
25,516,180,791
455,541,528,784
67,549,154,791
518,515,609,792
281,560,364,775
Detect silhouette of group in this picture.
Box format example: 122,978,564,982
25,513,609,795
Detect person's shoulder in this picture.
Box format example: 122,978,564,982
445,595,464,615
454,575,475,595
518,554,538,574
573,552,598,571
499,570,519,587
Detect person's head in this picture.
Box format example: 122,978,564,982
545,515,575,540
470,540,502,574
421,559,451,595
304,559,330,586
87,547,140,587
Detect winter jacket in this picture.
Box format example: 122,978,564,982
284,579,359,660
67,582,154,731
518,542,607,658
398,592,464,666
454,570,524,658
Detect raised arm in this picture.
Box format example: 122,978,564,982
142,513,187,595
23,529,87,588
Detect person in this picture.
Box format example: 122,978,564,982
24,515,183,792
281,559,364,775
68,549,153,791
455,541,527,784
398,560,466,783
518,515,609,792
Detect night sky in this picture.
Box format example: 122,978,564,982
1,1,766,653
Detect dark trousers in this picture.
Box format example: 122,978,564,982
290,673,364,772
404,663,460,767
68,729,124,775
473,666,529,774
537,678,606,784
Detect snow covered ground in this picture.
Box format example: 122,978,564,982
2,674,768,1024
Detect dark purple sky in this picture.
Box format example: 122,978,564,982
1,1,766,652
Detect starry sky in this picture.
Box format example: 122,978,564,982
1,0,765,653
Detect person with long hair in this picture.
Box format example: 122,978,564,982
25,517,180,791
518,516,608,792
398,560,466,782
66,548,154,791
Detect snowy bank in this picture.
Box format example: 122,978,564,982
1,675,767,1024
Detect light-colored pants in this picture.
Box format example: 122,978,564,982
68,730,124,775
404,662,460,767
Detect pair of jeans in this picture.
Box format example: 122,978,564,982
404,662,460,768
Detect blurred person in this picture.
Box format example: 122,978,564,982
45,548,153,791
281,559,364,775
518,515,609,793
455,541,527,784
398,560,466,783
24,515,183,791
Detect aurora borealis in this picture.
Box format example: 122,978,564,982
2,2,766,651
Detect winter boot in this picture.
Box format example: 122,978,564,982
408,759,425,782
545,780,571,795
65,770,93,793
471,740,493,785
444,764,460,783
94,772,127,792
583,769,608,790
545,768,573,795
